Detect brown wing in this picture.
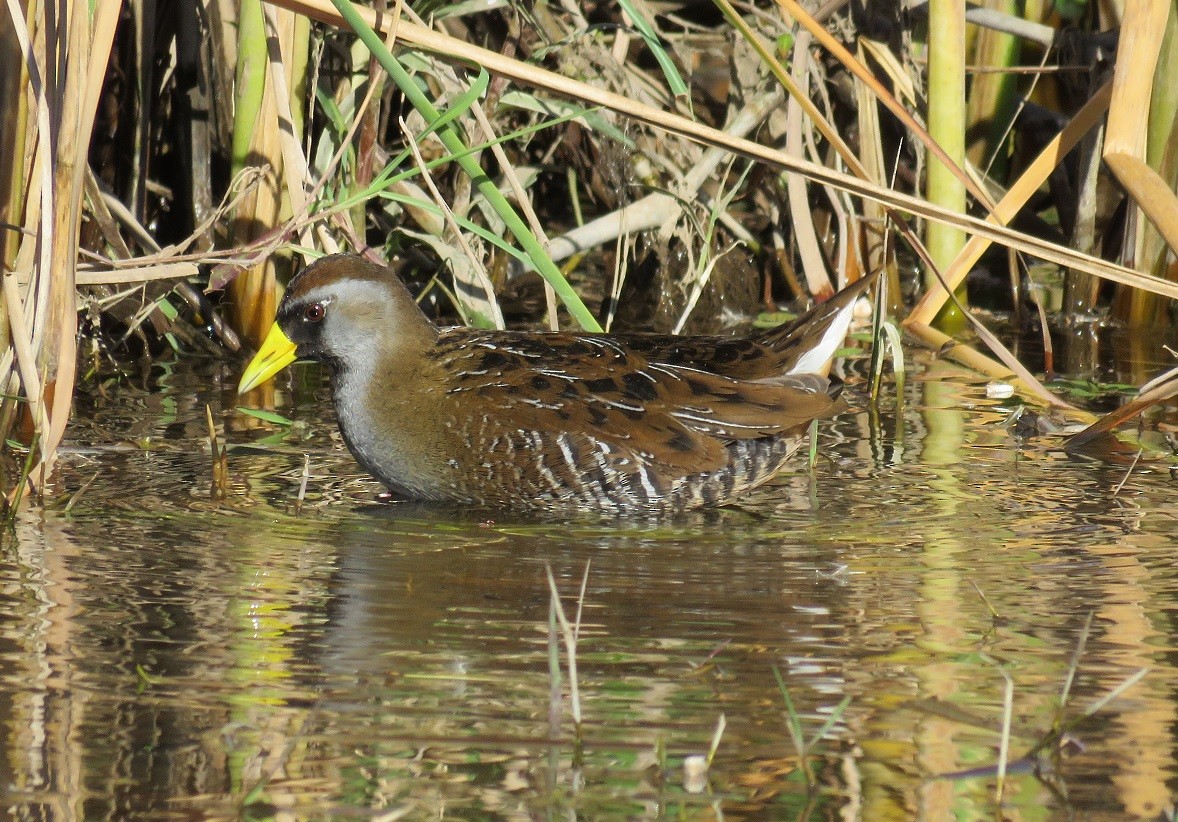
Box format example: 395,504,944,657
433,331,837,484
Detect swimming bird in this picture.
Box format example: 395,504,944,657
238,253,874,514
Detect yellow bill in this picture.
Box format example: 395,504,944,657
238,322,298,394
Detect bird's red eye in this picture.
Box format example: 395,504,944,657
304,303,326,322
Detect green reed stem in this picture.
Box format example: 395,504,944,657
328,0,602,331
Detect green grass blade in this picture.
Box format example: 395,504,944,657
328,0,601,330
615,0,690,110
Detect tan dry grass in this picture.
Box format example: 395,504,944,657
2,0,121,498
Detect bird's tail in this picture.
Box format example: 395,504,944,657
755,271,879,377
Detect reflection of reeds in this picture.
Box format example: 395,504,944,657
5,1,1178,499
933,609,1150,810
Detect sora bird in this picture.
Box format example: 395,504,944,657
238,254,875,515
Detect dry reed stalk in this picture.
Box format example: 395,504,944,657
0,7,29,444
1065,109,1106,315
995,665,1014,806
262,5,311,232
1066,364,1178,449
467,97,560,329
1,0,121,499
853,41,895,306
774,0,999,214
3,0,53,462
544,562,590,731
1104,2,1178,327
265,0,1170,298
402,120,505,329
907,80,1113,329
783,29,832,299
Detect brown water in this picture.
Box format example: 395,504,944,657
1,351,1176,820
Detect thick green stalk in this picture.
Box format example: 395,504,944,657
926,0,968,332
965,0,1019,179
231,0,268,175
329,0,602,331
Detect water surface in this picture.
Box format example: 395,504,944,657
1,351,1176,820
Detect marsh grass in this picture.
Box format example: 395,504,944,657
206,404,230,501
545,561,590,741
934,605,1150,810
772,666,851,790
